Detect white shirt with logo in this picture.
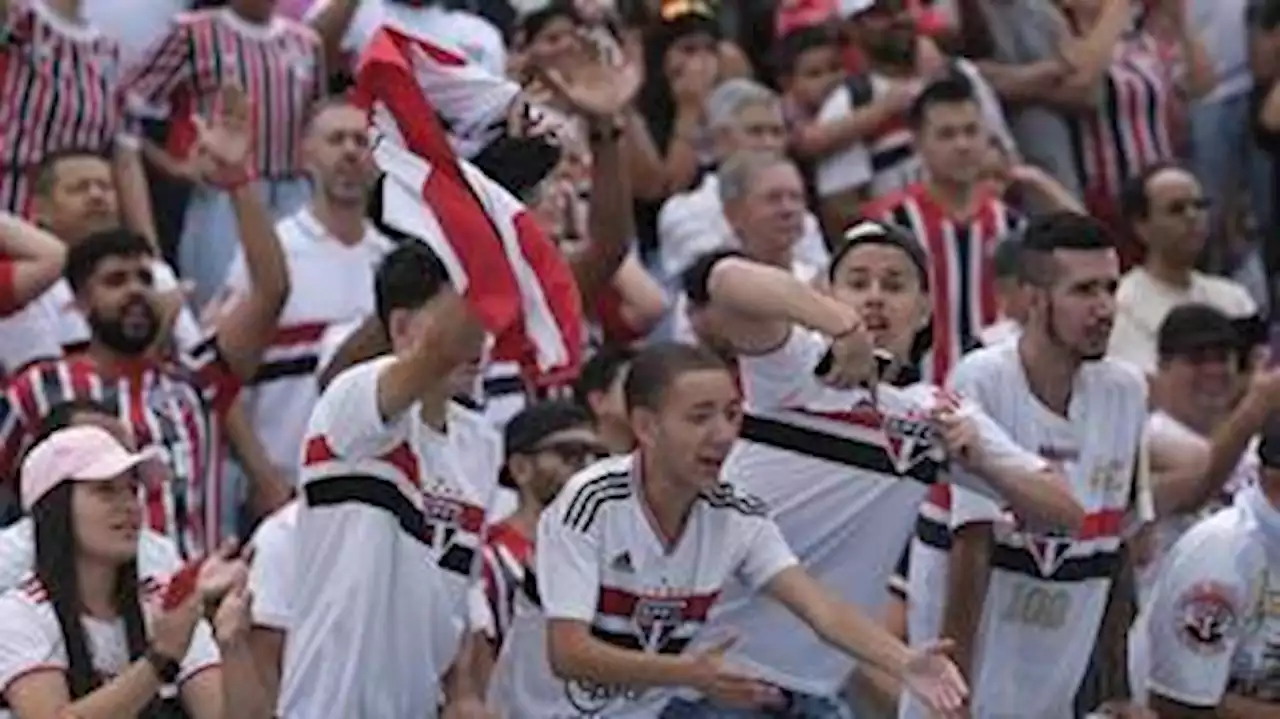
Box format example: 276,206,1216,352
1132,485,1280,708
278,355,502,718
487,453,798,718
930,342,1149,719
699,328,1046,697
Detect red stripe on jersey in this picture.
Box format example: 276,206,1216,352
0,1,122,212
0,258,14,315
866,184,1020,381
271,321,327,348
596,586,721,622
790,405,883,431
118,9,324,180
424,493,485,534
378,442,421,488
926,482,951,510
303,435,337,465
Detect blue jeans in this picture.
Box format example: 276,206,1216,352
661,692,857,719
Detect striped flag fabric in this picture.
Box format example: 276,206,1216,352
352,26,583,385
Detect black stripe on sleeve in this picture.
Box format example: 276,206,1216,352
740,414,945,486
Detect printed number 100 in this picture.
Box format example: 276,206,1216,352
1000,582,1070,630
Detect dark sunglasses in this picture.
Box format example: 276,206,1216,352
531,441,609,466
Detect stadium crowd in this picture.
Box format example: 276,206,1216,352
3,0,1280,717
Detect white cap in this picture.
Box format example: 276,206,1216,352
839,0,876,18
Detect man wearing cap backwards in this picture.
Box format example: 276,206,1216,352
480,400,608,652
1129,415,1280,716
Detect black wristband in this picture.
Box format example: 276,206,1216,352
145,647,181,684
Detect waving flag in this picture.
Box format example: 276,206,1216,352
352,27,583,385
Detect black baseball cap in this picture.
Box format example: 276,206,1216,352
500,400,594,488
1156,303,1240,361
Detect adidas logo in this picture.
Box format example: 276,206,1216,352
610,551,635,573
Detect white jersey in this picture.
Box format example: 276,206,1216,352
278,356,502,719
1131,485,1280,708
246,500,299,632
927,342,1148,719
700,328,1046,696
0,518,181,592
222,208,393,482
487,454,798,718
0,571,220,719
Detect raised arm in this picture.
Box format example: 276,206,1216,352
0,213,65,315
304,0,361,78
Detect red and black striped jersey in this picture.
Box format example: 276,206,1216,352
117,7,325,180
0,335,241,558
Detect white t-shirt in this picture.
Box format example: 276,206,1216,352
0,572,220,718
0,292,61,377
246,500,299,632
487,453,798,718
0,519,182,592
1108,268,1257,374
815,58,1012,201
278,355,502,718
922,342,1149,719
310,0,506,77
1132,485,1280,708
698,328,1046,697
222,209,393,482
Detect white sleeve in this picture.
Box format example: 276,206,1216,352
0,595,60,694
1144,537,1256,708
247,512,295,631
467,582,494,637
149,261,204,352
949,483,1005,530
309,357,404,459
535,504,600,623
947,401,1049,503
178,620,221,683
735,519,799,591
814,88,872,198
0,521,34,593
738,327,835,410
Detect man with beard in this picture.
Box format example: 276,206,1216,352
218,99,391,487
937,213,1280,719
479,400,607,653
0,88,289,560
814,0,1011,236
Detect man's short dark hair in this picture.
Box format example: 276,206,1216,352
373,242,451,330
1157,303,1239,363
907,73,976,130
770,25,838,80
1018,212,1114,287
64,229,153,294
31,398,116,448
623,342,730,412
1118,161,1187,222
573,344,636,415
31,148,110,199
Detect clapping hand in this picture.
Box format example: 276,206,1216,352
197,538,252,606
900,639,969,719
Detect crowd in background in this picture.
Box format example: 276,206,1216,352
3,0,1280,717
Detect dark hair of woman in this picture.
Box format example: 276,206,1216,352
31,484,173,718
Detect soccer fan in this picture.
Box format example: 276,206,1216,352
241,496,299,708
936,213,1279,719
863,74,1022,381
678,221,1084,716
480,400,605,650
0,425,267,718
814,0,1011,234
1130,415,1280,716
0,212,65,318
279,242,502,718
218,99,390,485
573,345,637,455
0,90,290,559
1108,163,1260,374
487,342,968,718
117,0,325,307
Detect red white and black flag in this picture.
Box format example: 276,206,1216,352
352,26,584,385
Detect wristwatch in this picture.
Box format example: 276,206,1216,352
144,647,181,684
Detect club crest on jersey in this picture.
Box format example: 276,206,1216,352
1024,533,1073,578
632,597,687,652
1175,581,1239,655
880,410,941,475
564,679,643,714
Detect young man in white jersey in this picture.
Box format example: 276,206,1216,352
672,221,1085,717
1130,417,1280,716
487,342,969,718
278,242,501,718
937,212,1280,719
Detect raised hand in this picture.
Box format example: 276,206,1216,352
211,569,254,648
669,52,719,110
686,635,786,710
537,32,642,121
193,85,253,174
932,405,979,469
150,590,202,664
197,538,252,605
900,638,969,719
818,314,878,390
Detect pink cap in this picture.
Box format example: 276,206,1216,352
20,426,161,512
